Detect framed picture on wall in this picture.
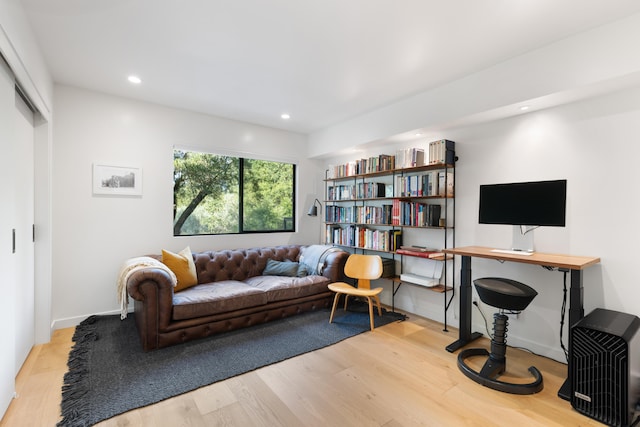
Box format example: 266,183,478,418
92,164,143,196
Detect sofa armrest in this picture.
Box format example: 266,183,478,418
126,268,175,350
321,250,349,282
127,268,174,302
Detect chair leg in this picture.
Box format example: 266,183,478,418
367,297,375,331
373,295,382,316
329,293,341,324
343,294,350,311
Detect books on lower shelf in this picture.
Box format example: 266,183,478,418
396,249,445,260
396,247,445,259
398,245,438,252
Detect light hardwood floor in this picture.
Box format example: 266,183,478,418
1,312,600,426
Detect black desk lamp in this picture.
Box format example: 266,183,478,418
307,199,322,217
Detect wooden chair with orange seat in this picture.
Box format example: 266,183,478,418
328,254,383,331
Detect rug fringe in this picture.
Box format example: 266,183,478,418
57,315,100,427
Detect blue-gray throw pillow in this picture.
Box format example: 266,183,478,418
296,263,309,277
263,259,300,277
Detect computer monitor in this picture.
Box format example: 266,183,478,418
479,179,567,252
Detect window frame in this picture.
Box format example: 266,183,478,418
173,148,297,236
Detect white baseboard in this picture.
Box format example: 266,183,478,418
51,308,130,331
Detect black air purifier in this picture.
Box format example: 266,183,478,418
570,308,640,427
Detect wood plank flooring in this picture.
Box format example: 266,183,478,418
0,312,600,426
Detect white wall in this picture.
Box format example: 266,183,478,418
309,12,640,160
323,85,640,361
52,85,324,328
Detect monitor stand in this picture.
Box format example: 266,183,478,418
512,225,535,253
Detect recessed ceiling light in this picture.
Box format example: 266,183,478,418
281,113,290,120
415,133,422,137
128,75,142,84
520,105,530,111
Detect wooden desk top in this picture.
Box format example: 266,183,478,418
442,246,600,270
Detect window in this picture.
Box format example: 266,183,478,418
173,149,296,236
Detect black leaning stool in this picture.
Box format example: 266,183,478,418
457,277,543,394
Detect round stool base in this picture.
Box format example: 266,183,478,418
458,348,543,395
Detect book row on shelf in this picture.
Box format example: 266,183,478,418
326,205,393,225
396,171,453,198
327,181,386,201
326,139,455,179
327,171,453,202
396,247,446,259
395,148,426,170
352,154,395,175
325,200,443,228
326,225,403,252
392,200,442,227
428,139,455,166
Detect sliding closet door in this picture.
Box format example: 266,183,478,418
0,59,17,415
14,91,35,373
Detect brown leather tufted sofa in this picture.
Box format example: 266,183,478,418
126,245,349,351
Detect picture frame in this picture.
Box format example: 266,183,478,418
92,164,143,196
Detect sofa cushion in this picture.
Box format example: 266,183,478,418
172,280,268,320
162,247,198,292
245,275,330,303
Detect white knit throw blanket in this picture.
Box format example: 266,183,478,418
117,256,177,320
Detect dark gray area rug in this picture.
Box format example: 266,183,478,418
58,305,405,426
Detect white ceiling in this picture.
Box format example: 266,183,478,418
20,0,640,134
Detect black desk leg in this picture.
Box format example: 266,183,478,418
446,255,482,352
558,269,584,401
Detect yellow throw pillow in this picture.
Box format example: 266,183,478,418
162,247,198,292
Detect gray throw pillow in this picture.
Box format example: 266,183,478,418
263,259,301,277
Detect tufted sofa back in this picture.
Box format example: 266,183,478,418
193,245,303,284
